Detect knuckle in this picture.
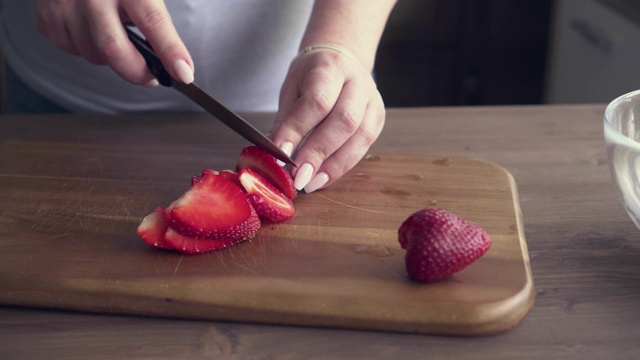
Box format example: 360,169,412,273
358,126,378,148
305,91,332,115
279,119,307,142
329,154,357,178
138,9,169,30
95,34,126,61
302,142,332,164
157,42,183,60
309,147,331,164
335,108,360,135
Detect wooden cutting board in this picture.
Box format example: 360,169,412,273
0,140,534,336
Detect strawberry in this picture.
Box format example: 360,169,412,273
238,168,295,223
164,227,245,254
218,169,245,192
137,207,244,254
137,207,174,250
398,208,492,283
236,145,297,200
138,147,301,254
166,170,260,240
191,169,244,193
191,168,219,185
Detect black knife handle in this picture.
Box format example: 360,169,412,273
125,26,172,87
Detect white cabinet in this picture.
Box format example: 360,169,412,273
545,0,640,103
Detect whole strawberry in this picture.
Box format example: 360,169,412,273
398,208,492,283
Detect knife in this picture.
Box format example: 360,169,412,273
124,26,296,167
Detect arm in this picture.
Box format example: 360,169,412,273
300,0,397,72
270,0,397,193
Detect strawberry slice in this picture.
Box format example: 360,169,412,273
239,168,295,223
137,207,174,250
191,168,219,185
218,169,245,193
166,170,260,240
164,228,245,254
236,146,297,200
137,207,242,254
190,175,201,186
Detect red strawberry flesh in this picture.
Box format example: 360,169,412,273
191,169,218,186
236,145,297,200
239,168,295,223
137,146,304,254
167,170,260,240
398,208,492,283
137,207,174,250
218,169,245,192
164,228,245,254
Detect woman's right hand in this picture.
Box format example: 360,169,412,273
36,0,194,85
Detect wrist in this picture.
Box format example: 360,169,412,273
297,43,374,71
298,44,356,60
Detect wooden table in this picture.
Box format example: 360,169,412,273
1,105,638,359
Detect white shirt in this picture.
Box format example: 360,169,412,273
0,0,313,113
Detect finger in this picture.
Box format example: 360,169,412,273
290,78,368,190
83,0,156,84
122,0,194,84
65,5,105,65
271,60,345,154
268,69,303,166
275,68,302,125
270,71,299,138
35,0,80,55
304,94,385,193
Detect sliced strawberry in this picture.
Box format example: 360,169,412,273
202,168,219,176
166,170,260,240
164,228,245,254
239,168,295,223
191,168,219,185
236,145,297,200
190,175,201,186
218,169,245,193
218,169,238,180
137,207,174,250
161,203,175,224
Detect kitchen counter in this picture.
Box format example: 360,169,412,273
1,105,638,359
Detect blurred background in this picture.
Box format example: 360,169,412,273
2,0,639,109
375,0,640,107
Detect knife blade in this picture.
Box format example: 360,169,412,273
124,26,296,167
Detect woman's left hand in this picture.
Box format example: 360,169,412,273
269,46,385,193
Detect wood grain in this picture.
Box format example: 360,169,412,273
2,105,640,359
0,140,533,335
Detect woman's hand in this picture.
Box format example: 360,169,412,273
35,0,194,85
269,46,385,193
269,0,395,193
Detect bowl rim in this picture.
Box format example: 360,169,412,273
604,89,640,150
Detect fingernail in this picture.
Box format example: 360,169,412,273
304,172,329,193
294,163,313,190
173,59,194,84
145,78,159,87
277,141,294,167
